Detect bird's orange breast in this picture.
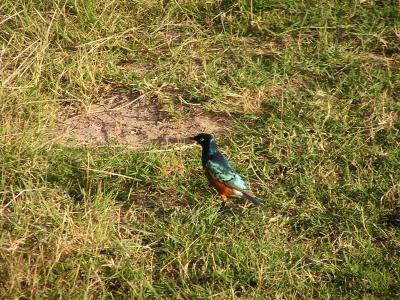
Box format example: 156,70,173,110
205,169,234,197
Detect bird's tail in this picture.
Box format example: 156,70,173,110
242,191,263,206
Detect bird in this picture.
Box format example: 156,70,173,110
191,133,263,207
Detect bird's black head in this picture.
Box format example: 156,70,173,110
191,133,218,164
191,133,214,147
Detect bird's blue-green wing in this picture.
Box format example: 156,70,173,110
207,154,249,191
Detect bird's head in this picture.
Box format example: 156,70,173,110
191,133,215,147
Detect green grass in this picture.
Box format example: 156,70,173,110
1,0,400,298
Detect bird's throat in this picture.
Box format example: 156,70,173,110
201,138,218,168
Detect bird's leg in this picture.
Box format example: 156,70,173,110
219,194,227,212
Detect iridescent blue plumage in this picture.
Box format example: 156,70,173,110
207,153,249,191
192,133,262,206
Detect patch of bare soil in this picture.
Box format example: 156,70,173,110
57,91,228,148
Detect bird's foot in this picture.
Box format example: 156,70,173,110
218,195,228,212
218,201,227,212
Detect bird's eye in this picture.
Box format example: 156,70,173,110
200,138,204,142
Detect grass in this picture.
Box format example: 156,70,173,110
1,0,399,298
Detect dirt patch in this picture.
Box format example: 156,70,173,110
57,91,228,148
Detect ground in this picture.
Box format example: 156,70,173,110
1,1,400,299
58,89,227,147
